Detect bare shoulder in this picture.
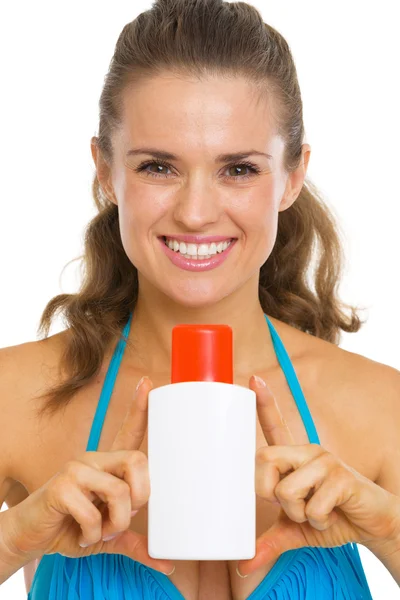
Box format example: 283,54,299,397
316,336,399,413
0,331,69,487
299,326,399,485
278,315,399,401
270,317,399,486
331,346,400,495
314,334,398,392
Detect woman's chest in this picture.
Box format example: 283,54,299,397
16,350,381,600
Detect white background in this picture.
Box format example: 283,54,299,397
0,1,399,598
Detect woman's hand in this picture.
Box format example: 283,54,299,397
236,375,400,578
3,376,175,577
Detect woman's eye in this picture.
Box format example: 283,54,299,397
134,160,261,181
226,164,260,179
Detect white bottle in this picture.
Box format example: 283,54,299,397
148,324,256,560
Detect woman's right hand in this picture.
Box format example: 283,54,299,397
2,375,175,576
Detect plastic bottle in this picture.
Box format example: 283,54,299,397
147,323,256,560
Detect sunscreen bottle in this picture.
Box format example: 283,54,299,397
148,323,256,560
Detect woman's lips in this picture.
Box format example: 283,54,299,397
161,234,236,244
159,237,237,272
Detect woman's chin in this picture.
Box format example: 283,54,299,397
163,285,230,310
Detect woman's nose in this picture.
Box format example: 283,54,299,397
172,185,221,230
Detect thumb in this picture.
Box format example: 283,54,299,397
101,528,175,575
237,517,305,576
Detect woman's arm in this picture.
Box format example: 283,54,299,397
0,507,35,584
369,364,400,585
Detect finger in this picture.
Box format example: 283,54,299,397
255,444,324,504
257,444,324,478
103,528,176,576
250,375,296,446
272,452,334,523
238,514,306,576
111,376,153,452
255,458,281,504
49,480,106,548
65,457,149,541
80,450,150,509
59,487,175,576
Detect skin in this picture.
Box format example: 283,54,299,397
90,73,311,374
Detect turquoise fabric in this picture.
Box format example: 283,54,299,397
28,313,374,599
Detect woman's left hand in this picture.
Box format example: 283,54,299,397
237,375,400,577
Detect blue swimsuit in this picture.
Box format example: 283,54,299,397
28,312,374,599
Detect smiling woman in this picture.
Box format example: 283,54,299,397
30,2,366,422
3,0,397,599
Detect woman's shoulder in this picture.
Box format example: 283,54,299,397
0,332,69,479
0,330,69,399
269,314,397,388
268,317,398,485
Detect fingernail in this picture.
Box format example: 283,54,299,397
236,564,249,578
253,375,266,387
102,532,120,541
79,539,92,547
162,564,176,576
131,509,139,516
136,375,148,391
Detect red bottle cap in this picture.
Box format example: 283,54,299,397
171,324,233,384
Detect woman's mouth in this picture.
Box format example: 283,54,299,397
158,236,237,272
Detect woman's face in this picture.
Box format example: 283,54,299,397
93,74,310,309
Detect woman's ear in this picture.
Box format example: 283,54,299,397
90,136,118,206
279,143,311,212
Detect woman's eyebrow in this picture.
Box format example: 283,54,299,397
126,147,273,162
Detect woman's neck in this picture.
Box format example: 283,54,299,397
123,294,279,377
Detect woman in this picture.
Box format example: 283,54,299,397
0,0,399,598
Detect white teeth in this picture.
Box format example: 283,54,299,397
165,237,233,259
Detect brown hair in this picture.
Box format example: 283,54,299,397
33,0,366,420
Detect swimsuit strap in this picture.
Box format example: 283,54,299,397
263,314,320,445
86,312,134,451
